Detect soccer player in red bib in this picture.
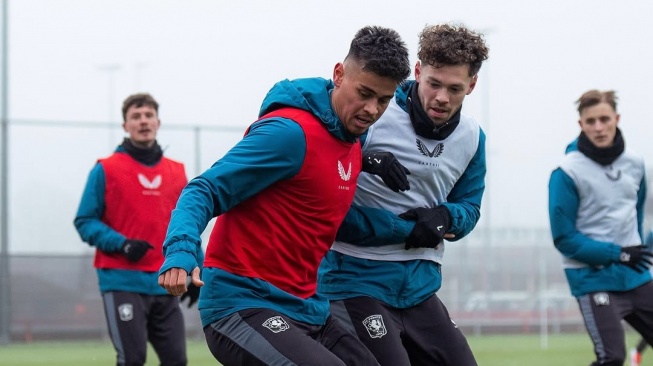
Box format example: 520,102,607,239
75,93,197,366
158,26,411,366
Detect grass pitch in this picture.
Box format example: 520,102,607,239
467,332,643,365
0,332,648,365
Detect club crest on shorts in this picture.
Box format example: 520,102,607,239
262,316,290,333
362,314,387,338
118,303,133,321
593,292,610,306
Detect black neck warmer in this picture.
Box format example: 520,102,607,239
121,138,163,166
407,82,461,140
577,128,625,166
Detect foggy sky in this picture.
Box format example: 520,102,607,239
3,0,653,253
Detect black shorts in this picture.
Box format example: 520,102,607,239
578,281,653,365
330,294,477,366
204,308,379,366
102,291,186,366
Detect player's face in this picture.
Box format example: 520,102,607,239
331,60,398,137
122,105,160,148
415,62,477,127
578,102,619,148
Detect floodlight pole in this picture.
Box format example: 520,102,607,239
480,27,495,241
98,63,121,146
479,28,494,331
0,0,11,345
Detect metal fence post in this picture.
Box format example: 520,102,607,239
0,0,11,345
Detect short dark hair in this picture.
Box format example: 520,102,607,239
418,24,489,77
345,26,411,83
576,90,618,114
122,93,159,121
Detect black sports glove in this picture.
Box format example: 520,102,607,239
180,283,200,308
399,206,451,249
120,239,154,262
362,151,410,192
619,245,653,273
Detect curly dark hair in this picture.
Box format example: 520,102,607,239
576,89,618,114
418,24,489,77
121,93,159,121
346,26,411,83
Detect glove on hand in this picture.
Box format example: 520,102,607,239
399,206,451,249
362,151,410,192
121,239,154,262
180,282,201,308
619,245,653,273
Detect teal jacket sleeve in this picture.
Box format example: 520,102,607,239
337,204,414,246
548,168,622,265
73,163,126,252
645,230,653,251
637,173,647,242
440,128,486,241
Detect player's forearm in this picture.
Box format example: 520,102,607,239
337,205,413,246
74,216,125,252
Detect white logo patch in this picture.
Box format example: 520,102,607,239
262,316,290,333
138,173,162,189
338,161,352,181
118,303,133,321
362,314,387,339
593,292,610,306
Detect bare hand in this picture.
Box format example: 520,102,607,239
158,266,204,296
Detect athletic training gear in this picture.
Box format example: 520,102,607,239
549,132,653,366
319,81,485,366
399,206,451,249
121,239,154,263
620,245,653,273
362,151,411,192
578,282,653,365
75,140,191,366
103,291,186,366
180,283,200,308
159,77,380,366
331,295,476,366
204,309,378,366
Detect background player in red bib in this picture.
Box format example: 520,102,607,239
75,93,197,366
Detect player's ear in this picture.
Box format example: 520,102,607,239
333,62,345,87
467,75,478,95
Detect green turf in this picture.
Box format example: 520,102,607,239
466,332,644,366
0,337,215,365
0,332,649,365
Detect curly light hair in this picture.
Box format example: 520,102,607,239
417,24,489,77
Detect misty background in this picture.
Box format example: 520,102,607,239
3,0,653,252
3,0,653,346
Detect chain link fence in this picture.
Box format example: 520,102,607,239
0,119,583,342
